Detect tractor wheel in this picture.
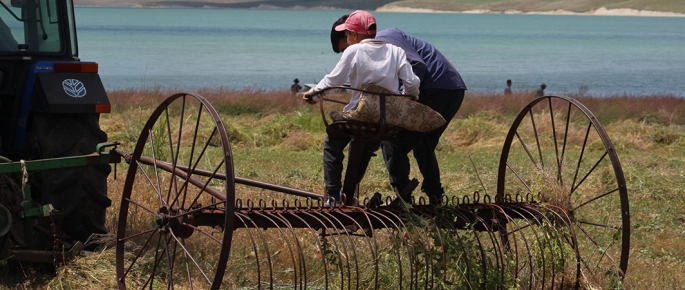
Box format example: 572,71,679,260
29,112,111,245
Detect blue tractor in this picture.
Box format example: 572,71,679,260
1,0,113,263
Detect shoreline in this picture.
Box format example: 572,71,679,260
376,5,685,17
73,5,685,17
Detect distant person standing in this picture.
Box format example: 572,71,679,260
291,78,302,95
504,79,512,95
535,83,547,97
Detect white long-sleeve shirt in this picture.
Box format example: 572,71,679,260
310,38,420,112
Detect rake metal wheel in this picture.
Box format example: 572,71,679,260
116,93,235,290
497,95,629,288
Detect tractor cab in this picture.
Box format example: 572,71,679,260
0,0,73,55
0,0,109,158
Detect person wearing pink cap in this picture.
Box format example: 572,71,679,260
302,10,420,206
330,13,467,205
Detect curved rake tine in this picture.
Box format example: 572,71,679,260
539,203,581,289
531,203,578,289
259,210,302,288
274,211,309,289
433,206,479,287
376,207,421,288
494,205,523,286
526,205,564,289
508,205,549,289
298,209,340,288
502,205,540,290
353,208,381,288
317,210,362,290
278,210,334,289
477,204,515,288
396,206,437,288
452,206,493,289
364,210,409,290
466,205,509,289
450,206,488,288
502,206,545,289
417,207,450,285
303,210,347,289
414,205,469,289
371,207,416,288
235,212,273,288
332,209,381,288
249,212,282,290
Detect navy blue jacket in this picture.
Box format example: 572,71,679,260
376,28,467,91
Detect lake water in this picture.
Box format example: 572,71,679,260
74,7,685,96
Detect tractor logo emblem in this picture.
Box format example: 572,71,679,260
62,79,87,98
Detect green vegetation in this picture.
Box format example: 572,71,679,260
1,88,684,289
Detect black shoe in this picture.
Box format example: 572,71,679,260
368,192,382,208
428,194,444,206
395,178,419,202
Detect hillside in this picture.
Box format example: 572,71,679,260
74,0,685,14
381,0,685,14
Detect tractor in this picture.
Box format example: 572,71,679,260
0,0,116,263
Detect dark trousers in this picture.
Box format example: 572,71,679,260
323,134,378,201
382,88,465,200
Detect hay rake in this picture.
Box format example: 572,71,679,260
114,90,629,289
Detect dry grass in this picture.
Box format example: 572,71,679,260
2,88,684,289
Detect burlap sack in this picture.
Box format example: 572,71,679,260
330,84,445,132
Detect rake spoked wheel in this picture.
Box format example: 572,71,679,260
496,95,629,288
116,93,235,290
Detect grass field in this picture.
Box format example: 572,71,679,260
1,88,684,289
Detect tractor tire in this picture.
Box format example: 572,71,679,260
29,112,111,245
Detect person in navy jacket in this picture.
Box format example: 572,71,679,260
331,14,467,205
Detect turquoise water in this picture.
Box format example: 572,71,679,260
75,7,685,96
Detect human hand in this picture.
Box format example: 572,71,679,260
302,91,318,105
402,90,418,101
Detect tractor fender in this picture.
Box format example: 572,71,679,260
13,61,110,149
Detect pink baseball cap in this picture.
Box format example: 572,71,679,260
335,10,376,35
